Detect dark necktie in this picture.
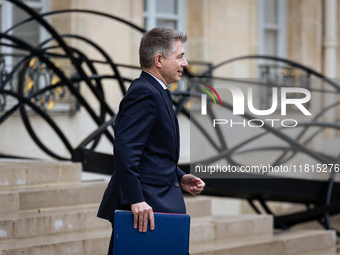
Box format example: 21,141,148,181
164,89,178,158
165,89,172,102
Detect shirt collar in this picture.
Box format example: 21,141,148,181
143,70,167,90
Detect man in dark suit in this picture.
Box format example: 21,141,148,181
97,27,205,254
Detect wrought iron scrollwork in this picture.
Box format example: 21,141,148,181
259,64,311,111
1,0,340,236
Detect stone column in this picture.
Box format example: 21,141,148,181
323,0,337,138
323,0,337,78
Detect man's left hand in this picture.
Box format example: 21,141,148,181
180,174,205,195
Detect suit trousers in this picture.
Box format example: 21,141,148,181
108,227,114,255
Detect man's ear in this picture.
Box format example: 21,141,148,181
154,54,163,68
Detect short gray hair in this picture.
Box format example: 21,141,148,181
139,27,187,69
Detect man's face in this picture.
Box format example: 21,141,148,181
160,40,188,85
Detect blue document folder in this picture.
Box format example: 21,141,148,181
113,210,190,255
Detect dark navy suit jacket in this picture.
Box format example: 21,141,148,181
97,71,186,223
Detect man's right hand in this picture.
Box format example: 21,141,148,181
131,202,155,233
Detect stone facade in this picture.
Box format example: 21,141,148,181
1,0,340,161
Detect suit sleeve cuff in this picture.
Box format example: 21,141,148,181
119,186,145,206
177,166,186,181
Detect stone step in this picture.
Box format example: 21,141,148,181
0,227,111,255
0,194,212,241
184,195,212,218
7,184,210,214
0,160,81,189
1,228,335,255
190,214,272,243
0,181,107,215
0,180,214,217
0,204,111,241
190,229,336,255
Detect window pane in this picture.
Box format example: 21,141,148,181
19,0,42,2
0,5,2,30
156,0,177,14
12,6,40,46
264,30,278,55
156,19,177,29
264,0,278,24
0,4,2,54
12,6,40,64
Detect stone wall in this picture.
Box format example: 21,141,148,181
2,0,340,160
286,0,323,72
186,0,258,78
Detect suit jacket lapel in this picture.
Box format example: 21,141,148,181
140,72,179,160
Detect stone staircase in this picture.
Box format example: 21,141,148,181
187,196,336,255
0,160,112,254
0,160,337,255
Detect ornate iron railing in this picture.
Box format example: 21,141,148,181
1,0,340,237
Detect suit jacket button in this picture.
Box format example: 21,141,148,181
175,182,180,187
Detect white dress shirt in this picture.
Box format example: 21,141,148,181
143,70,168,90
